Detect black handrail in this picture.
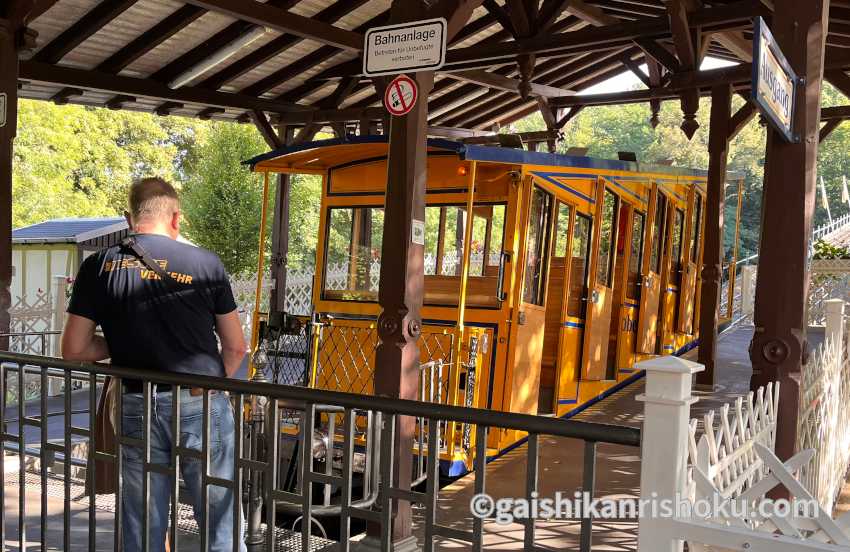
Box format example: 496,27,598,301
0,351,641,447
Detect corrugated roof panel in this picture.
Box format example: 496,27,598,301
59,0,184,71
121,7,239,79
13,217,127,243
29,0,101,55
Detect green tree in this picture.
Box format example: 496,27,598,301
180,122,271,275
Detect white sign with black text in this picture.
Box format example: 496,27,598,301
363,18,447,77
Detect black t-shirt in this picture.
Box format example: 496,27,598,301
67,234,237,379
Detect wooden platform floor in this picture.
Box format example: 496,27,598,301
411,324,760,551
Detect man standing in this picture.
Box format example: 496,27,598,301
61,177,248,552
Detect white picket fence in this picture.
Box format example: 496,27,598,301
637,355,850,551
797,299,850,514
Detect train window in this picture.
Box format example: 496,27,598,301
323,207,384,301
596,189,619,287
522,187,553,305
441,206,465,276
487,205,506,267
650,194,667,274
627,211,645,300
691,194,702,263
567,214,592,318
554,202,572,258
424,206,443,274
670,208,685,284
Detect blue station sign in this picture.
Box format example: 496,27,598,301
752,17,800,143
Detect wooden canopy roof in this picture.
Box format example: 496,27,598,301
15,0,850,136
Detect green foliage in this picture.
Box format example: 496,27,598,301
812,239,850,260
13,100,204,228
180,122,271,275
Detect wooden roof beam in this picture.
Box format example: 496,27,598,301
826,69,850,100
450,69,576,97
444,0,767,68
251,110,283,149
819,119,844,141
20,61,311,114
181,0,363,50
33,0,139,64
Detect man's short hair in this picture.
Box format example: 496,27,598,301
128,177,179,223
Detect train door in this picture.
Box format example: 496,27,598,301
538,201,573,414
678,189,702,334
658,196,685,351
512,182,553,414
605,200,634,376
582,179,621,380
617,206,646,369
636,184,664,354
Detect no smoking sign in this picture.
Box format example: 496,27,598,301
383,74,418,117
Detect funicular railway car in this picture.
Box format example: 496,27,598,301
244,136,742,479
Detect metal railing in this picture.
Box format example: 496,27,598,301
0,330,61,357
0,350,641,552
812,212,850,242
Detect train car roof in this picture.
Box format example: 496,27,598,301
244,135,738,180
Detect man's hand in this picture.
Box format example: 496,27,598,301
215,310,247,378
61,314,110,362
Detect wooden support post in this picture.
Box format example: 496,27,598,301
0,6,28,351
367,69,435,552
697,84,731,388
749,0,830,463
269,125,299,315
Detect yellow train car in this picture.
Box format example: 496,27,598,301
245,136,740,476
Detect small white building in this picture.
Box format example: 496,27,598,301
12,217,129,301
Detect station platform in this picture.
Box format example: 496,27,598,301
412,324,760,551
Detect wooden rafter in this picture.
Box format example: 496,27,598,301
34,0,139,64
483,0,517,36
198,0,370,91
180,0,363,50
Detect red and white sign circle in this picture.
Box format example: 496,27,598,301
384,74,418,117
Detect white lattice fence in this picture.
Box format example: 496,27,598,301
7,291,58,355
809,261,850,326
686,383,780,502
797,336,850,514
639,357,850,552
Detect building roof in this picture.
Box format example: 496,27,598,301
18,0,848,135
12,217,128,244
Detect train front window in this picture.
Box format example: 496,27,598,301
597,189,619,287
627,211,645,300
323,207,384,301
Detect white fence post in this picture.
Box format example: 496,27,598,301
636,356,704,552
741,265,757,316
825,299,844,352
51,276,68,356
50,275,68,396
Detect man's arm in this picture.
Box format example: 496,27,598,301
61,314,110,362
215,310,247,378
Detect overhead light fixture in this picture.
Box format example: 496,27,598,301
168,26,270,89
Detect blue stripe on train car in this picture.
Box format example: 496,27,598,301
438,336,701,477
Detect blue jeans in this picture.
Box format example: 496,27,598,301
121,390,246,552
